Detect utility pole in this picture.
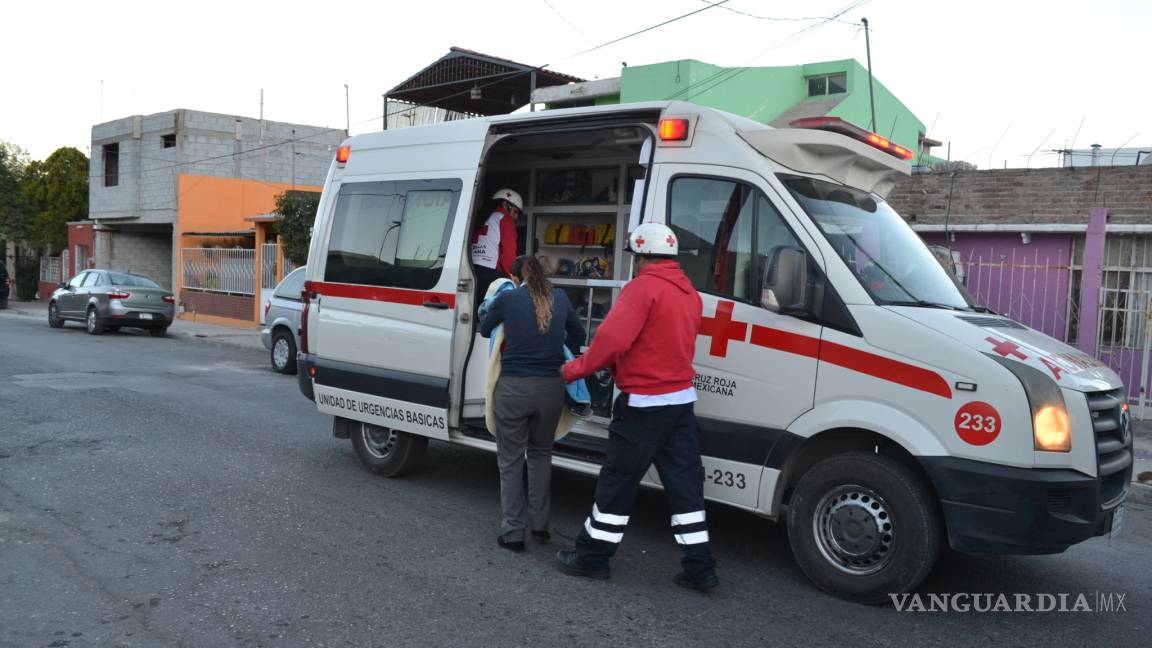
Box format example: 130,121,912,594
291,128,296,190
344,84,350,136
861,17,877,133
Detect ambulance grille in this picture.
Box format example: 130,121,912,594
1086,388,1132,507
956,315,1026,329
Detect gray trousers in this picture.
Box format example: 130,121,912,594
492,375,566,541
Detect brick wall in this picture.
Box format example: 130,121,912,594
38,281,57,302
887,165,1152,226
180,290,254,321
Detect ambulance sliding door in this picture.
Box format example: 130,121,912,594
653,165,823,508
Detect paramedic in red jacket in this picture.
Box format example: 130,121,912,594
471,189,523,305
555,222,719,592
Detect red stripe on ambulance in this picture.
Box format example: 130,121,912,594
818,340,953,399
703,301,952,399
310,281,457,309
744,324,952,399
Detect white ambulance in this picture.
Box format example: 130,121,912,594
295,101,1132,603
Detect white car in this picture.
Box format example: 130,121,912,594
260,266,306,373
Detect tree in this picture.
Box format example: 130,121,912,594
0,141,31,244
275,190,321,265
22,147,89,253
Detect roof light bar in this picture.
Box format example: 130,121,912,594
788,116,914,161
335,145,351,164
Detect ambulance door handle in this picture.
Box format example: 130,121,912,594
422,300,449,310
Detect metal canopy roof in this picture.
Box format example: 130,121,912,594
385,47,585,116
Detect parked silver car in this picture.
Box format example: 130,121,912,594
48,269,175,336
261,266,306,373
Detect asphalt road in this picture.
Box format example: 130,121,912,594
1,311,1150,648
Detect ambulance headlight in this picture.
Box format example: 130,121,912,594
1034,404,1071,452
987,355,1071,453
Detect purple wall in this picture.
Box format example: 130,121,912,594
921,232,1075,342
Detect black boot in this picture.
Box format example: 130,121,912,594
555,550,610,580
497,536,525,552
673,570,719,592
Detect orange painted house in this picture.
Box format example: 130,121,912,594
176,175,321,327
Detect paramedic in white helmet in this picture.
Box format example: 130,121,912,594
471,189,524,305
555,222,719,592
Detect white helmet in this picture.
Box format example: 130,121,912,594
628,222,679,257
491,188,524,211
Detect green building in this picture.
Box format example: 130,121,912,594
534,58,940,165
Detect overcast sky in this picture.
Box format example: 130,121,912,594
3,0,1148,168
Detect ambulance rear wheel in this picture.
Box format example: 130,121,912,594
786,451,941,605
351,422,428,477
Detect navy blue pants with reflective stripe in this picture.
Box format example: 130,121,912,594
574,394,717,577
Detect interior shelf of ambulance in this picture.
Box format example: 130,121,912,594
462,125,651,454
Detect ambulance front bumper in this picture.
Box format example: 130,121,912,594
919,456,1127,555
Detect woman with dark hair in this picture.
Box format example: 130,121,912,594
480,255,586,551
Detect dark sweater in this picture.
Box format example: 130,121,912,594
480,286,587,377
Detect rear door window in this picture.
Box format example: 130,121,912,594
324,179,461,290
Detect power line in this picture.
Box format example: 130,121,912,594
552,0,733,65
539,0,616,63
667,0,869,103
699,0,861,25
35,1,738,187
38,1,737,189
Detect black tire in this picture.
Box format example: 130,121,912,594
349,420,428,477
0,297,8,309
85,307,104,335
48,301,64,328
270,328,297,374
149,326,169,338
786,451,942,605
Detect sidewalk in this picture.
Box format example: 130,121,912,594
0,299,264,351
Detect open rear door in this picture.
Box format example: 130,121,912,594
308,177,470,441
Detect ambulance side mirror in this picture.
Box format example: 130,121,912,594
762,247,808,314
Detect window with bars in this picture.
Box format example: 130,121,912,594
1072,234,1152,349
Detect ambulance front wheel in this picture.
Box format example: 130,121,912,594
351,422,428,477
786,451,942,605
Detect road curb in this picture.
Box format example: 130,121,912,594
0,304,42,319
1128,480,1152,506
168,329,265,352
2,303,263,352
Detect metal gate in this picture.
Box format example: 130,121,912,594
260,242,280,322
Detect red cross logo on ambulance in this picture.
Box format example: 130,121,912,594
699,301,748,358
985,336,1028,360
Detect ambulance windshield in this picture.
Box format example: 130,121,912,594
781,175,975,310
